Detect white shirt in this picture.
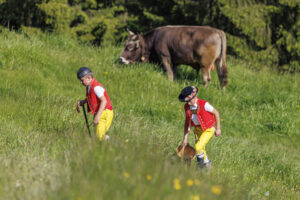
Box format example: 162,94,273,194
190,102,214,125
87,85,105,98
94,86,105,98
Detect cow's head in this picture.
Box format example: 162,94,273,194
119,30,143,64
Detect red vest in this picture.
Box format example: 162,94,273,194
184,99,215,132
86,79,113,114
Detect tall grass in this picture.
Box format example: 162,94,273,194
0,31,299,200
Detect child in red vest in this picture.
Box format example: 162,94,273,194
76,67,113,141
178,86,221,168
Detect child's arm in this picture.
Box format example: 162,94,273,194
93,96,107,124
182,117,190,146
212,108,221,136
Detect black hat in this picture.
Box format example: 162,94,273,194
178,86,198,102
77,67,92,79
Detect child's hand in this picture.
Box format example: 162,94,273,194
93,115,100,125
76,100,86,113
182,136,188,146
215,129,221,136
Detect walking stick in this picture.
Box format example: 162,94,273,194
81,104,91,137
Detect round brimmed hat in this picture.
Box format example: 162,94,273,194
77,67,92,79
178,86,198,102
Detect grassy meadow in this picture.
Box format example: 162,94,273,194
0,31,299,200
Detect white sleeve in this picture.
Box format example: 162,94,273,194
204,102,214,113
94,86,105,98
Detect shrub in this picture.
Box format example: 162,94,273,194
37,1,76,33
0,0,298,71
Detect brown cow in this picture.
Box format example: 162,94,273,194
119,25,228,89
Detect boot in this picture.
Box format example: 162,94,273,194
196,157,205,169
204,160,211,170
105,135,110,141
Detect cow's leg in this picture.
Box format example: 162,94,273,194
194,64,201,82
214,58,222,87
173,65,178,79
215,58,228,90
207,64,214,81
161,56,174,81
201,62,215,88
201,48,216,87
202,67,210,88
193,64,200,76
200,59,213,87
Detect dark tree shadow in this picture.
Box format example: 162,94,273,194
114,58,206,85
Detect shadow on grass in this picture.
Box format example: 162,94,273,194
114,59,204,83
175,65,201,82
114,61,226,90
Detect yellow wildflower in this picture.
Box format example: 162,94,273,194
186,179,194,186
123,172,130,178
146,174,152,181
125,139,129,143
173,179,181,190
190,195,200,200
211,186,222,195
104,72,109,75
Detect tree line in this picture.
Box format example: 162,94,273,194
0,0,299,72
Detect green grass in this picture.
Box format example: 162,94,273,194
0,30,299,200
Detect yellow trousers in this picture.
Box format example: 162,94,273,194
194,127,215,159
94,109,114,141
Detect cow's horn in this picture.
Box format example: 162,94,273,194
127,28,135,36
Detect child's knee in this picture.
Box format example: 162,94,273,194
96,125,106,141
195,142,205,153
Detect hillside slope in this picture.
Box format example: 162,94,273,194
0,31,299,200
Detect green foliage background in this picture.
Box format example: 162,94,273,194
0,0,299,72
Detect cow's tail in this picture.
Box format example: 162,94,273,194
216,30,228,89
